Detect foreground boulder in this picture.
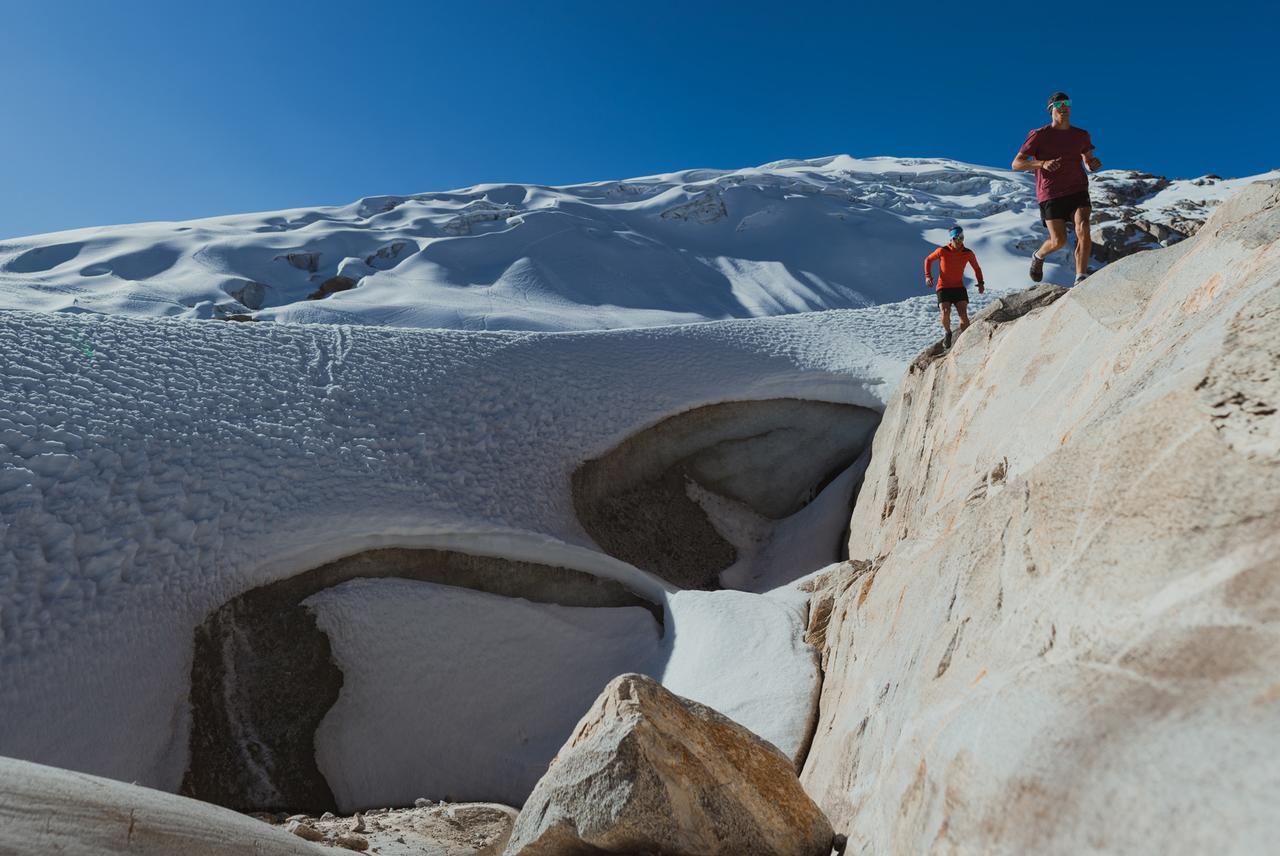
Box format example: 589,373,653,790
0,755,322,855
802,179,1280,853
504,674,833,856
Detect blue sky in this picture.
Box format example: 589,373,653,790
1,0,1271,238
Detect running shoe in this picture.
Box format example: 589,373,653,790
1075,272,1090,285
1030,253,1044,283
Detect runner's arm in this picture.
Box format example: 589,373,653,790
968,252,985,286
1081,130,1100,171
924,248,942,286
1013,152,1060,172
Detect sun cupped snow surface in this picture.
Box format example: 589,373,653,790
0,155,1086,330
0,304,909,803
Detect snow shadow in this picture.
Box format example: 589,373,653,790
5,241,84,273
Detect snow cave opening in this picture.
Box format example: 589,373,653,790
572,397,881,591
182,547,663,813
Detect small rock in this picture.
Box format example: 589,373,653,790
285,820,325,842
320,811,336,820
351,811,365,833
285,814,309,824
334,832,370,851
307,274,356,300
414,797,431,808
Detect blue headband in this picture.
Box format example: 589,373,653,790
948,227,964,238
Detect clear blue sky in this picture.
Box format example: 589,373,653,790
2,0,1271,239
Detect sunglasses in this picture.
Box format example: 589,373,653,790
1050,99,1072,110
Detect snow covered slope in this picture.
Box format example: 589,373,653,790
3,155,1270,331
0,303,905,808
1090,169,1280,261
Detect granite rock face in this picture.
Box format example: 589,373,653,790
505,673,833,856
0,755,323,855
802,181,1280,854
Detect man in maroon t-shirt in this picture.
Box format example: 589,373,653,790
1012,91,1103,285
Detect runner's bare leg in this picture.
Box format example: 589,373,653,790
1038,219,1068,259
1074,206,1093,274
957,301,970,331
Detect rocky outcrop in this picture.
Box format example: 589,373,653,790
802,180,1280,853
909,283,1068,374
364,241,413,270
225,278,270,310
1088,170,1221,263
276,251,321,273
504,674,833,856
308,275,357,300
573,399,879,588
660,189,728,223
443,201,520,235
0,756,323,855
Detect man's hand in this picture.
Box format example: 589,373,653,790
1040,157,1062,172
1085,154,1102,171
977,281,986,294
925,276,934,290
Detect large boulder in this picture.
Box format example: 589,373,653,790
0,755,322,855
504,673,833,856
801,180,1280,854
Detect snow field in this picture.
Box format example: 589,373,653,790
0,155,1098,330
0,303,906,802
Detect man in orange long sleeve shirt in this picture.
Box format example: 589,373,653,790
924,225,985,349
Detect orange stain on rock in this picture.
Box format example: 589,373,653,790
1254,683,1280,706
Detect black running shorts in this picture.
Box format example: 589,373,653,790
1040,190,1091,224
937,287,968,305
